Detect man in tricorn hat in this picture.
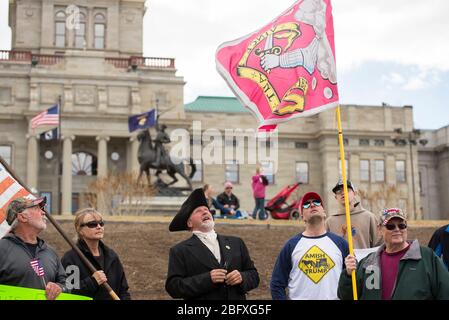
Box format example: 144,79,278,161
165,188,259,300
0,197,68,300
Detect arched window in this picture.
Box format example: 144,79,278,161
75,12,86,48
94,13,106,49
72,152,97,176
55,11,66,47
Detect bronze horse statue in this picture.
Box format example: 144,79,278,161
137,129,196,190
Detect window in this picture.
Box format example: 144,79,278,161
75,13,86,48
374,139,385,147
374,160,385,182
295,142,308,149
94,14,106,49
295,162,309,184
396,160,406,182
55,11,66,47
40,192,52,214
337,138,348,145
338,159,349,179
0,87,11,103
261,161,275,184
0,145,12,165
191,160,203,182
359,139,369,146
225,160,239,183
360,160,370,182
72,152,96,176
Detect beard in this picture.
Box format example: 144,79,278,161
201,219,215,232
29,217,47,231
305,214,324,225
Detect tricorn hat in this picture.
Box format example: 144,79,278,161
169,188,209,232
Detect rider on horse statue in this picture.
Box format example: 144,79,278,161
153,122,170,168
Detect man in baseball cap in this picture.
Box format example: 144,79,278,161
6,197,46,225
340,207,449,300
326,178,380,249
0,196,68,300
271,191,349,300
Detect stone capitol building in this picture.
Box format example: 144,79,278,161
0,0,448,220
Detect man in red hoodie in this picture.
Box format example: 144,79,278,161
251,167,268,220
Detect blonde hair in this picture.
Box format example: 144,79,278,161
74,208,103,239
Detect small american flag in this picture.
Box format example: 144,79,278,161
30,104,59,129
30,258,45,277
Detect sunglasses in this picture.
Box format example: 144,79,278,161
385,222,407,231
302,200,322,209
80,220,105,228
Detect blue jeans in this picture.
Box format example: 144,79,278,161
252,198,266,220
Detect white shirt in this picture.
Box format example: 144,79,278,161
193,230,221,263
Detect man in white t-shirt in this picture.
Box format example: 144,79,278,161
270,191,349,300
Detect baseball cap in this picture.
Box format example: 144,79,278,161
224,181,233,189
380,207,407,225
299,192,323,213
6,197,46,225
332,179,356,193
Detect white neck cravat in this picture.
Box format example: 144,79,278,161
193,230,221,263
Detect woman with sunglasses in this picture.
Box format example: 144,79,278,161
61,208,131,300
338,208,449,300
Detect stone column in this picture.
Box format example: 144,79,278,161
61,135,75,215
96,136,110,177
127,136,140,175
26,134,39,191
96,136,110,215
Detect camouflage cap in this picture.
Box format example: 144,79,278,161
380,207,407,225
6,197,46,225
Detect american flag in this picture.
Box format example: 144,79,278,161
30,104,59,129
0,158,35,238
30,258,45,277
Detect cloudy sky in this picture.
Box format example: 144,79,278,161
1,0,448,129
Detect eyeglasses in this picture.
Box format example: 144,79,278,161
302,200,322,209
80,220,105,228
225,187,232,190
384,222,407,231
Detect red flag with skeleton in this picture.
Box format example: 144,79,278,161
216,0,338,130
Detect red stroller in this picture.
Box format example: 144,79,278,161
264,182,302,220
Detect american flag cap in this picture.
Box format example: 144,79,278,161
380,207,407,225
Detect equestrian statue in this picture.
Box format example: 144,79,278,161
137,122,196,190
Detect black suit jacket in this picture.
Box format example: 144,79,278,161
165,234,259,300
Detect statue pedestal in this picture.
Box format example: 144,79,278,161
115,195,187,216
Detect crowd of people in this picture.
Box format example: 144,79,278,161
1,173,449,300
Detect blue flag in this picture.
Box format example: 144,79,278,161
128,109,157,132
40,128,58,141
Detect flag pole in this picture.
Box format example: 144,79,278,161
0,156,121,300
336,105,358,300
57,96,62,216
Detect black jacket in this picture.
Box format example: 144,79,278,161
61,239,131,300
165,234,259,300
428,224,449,270
217,193,240,210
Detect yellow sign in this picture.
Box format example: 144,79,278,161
298,245,335,284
